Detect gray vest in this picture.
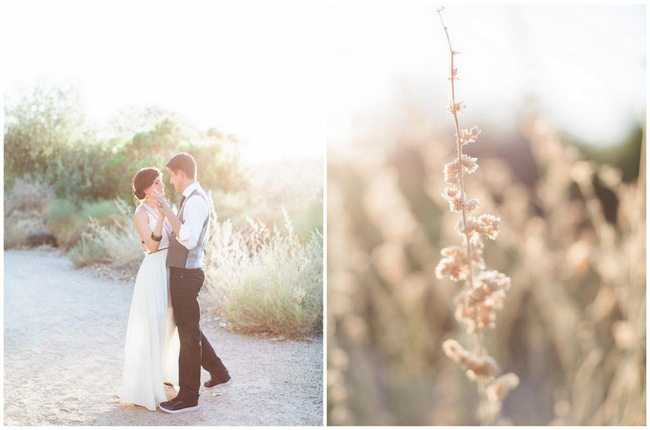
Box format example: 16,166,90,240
167,187,210,269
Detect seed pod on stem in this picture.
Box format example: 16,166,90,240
435,8,517,425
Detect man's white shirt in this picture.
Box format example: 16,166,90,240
176,181,209,251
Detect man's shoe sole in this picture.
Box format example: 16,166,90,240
205,377,233,389
159,405,199,414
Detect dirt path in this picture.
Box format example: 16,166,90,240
4,249,323,426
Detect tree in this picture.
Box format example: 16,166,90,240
186,128,250,194
4,82,89,184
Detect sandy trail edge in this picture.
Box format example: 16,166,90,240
4,249,324,426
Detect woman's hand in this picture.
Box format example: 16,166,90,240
155,201,165,218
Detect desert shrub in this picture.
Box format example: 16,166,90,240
44,197,123,250
44,197,77,224
4,177,54,249
44,142,115,203
43,198,78,249
4,176,55,218
96,199,143,266
204,201,323,337
212,158,323,242
211,191,323,244
67,199,143,268
4,217,46,249
79,199,121,220
68,236,111,267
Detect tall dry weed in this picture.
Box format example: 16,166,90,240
435,9,517,425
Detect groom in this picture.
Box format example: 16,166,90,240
154,152,232,414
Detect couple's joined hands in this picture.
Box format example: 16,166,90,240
152,190,182,238
153,191,173,218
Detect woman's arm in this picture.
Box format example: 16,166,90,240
134,208,165,253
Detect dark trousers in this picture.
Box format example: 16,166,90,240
170,267,228,401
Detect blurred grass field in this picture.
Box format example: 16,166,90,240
327,108,645,425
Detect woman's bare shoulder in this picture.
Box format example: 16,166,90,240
133,205,148,221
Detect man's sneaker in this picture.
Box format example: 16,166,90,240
159,397,199,414
204,375,233,389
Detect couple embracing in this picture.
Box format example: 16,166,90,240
118,152,231,413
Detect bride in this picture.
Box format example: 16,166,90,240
118,167,180,411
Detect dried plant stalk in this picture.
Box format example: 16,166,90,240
436,8,518,425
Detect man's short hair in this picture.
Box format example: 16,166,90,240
166,152,197,179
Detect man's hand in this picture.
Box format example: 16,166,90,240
153,191,173,217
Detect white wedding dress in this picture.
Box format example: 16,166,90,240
118,203,180,411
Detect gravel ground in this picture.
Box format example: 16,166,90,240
4,249,324,426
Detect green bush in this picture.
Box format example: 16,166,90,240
44,143,114,203
44,197,123,250
79,199,121,219
68,236,110,267
44,198,77,224
44,198,80,249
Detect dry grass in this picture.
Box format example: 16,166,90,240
203,202,323,337
4,177,55,217
326,102,645,425
67,199,143,268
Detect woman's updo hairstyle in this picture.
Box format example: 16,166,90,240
132,167,162,201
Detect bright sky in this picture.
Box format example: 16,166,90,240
3,1,326,164
327,3,646,149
